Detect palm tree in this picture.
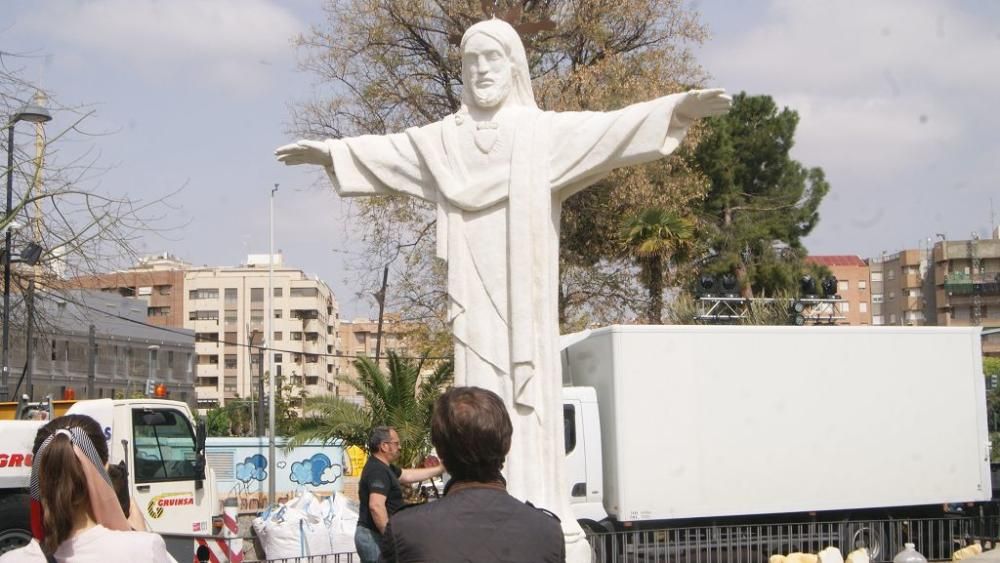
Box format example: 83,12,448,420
289,351,453,469
621,208,695,323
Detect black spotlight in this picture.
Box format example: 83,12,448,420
699,275,716,294
821,276,838,298
720,274,737,295
799,275,817,296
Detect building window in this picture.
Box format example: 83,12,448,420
198,354,219,365
858,280,867,290
250,309,264,322
224,354,237,369
224,288,238,303
224,309,237,323
188,288,219,300
289,287,318,298
290,332,303,341
888,291,895,300
859,302,868,313
273,288,283,297
889,314,897,324
870,272,882,283
838,280,849,291
872,315,883,325
842,302,850,313
251,288,264,302
274,353,283,363
274,310,283,319
305,354,319,364
189,310,219,321
273,331,283,341
148,306,170,317
887,270,895,281
195,332,219,342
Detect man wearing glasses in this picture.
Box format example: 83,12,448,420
355,426,444,563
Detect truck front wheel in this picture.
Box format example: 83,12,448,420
0,493,32,555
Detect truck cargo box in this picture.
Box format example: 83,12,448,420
560,325,991,522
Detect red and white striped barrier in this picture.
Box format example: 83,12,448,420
194,505,243,563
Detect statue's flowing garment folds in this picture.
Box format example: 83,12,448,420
322,97,693,511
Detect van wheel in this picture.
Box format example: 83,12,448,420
0,494,32,555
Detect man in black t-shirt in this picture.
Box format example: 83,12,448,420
355,426,444,563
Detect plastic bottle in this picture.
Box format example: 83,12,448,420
892,542,928,563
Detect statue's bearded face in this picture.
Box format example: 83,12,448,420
462,33,513,109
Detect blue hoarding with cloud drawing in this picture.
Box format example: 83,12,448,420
289,453,343,486
235,454,268,482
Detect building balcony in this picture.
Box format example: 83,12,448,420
943,272,1000,296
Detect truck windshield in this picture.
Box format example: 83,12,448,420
132,408,198,483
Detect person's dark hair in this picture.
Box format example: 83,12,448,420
107,462,131,517
368,426,395,454
33,415,109,553
431,387,511,483
32,414,108,462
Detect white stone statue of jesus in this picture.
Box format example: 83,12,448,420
277,18,729,559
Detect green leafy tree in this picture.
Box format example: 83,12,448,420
692,92,830,298
984,356,1000,461
621,208,695,323
204,407,231,437
290,352,453,469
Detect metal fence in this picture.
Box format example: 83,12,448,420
588,516,1000,563
244,557,357,563
230,516,999,563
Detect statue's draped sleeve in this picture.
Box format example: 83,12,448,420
547,93,695,199
323,130,437,202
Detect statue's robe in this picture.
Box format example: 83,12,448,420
323,93,693,516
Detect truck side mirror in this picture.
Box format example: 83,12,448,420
194,419,207,483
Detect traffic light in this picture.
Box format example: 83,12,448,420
145,380,154,396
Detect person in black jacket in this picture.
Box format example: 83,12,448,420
379,387,565,563
355,426,444,563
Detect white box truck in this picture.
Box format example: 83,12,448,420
561,325,993,534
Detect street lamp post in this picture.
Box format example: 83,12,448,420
2,97,51,402
268,183,277,505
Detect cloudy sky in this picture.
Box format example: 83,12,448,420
3,0,999,318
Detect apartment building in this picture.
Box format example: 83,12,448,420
867,249,934,326
934,230,1000,356
804,256,872,325
70,253,189,328
8,290,196,405
70,254,341,409
335,316,415,402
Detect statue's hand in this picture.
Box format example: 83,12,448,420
274,140,333,168
676,88,732,121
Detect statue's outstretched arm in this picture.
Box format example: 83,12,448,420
674,88,732,121
275,140,333,169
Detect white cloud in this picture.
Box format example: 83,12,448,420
18,0,304,93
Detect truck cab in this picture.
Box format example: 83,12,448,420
0,398,219,560
563,386,607,528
